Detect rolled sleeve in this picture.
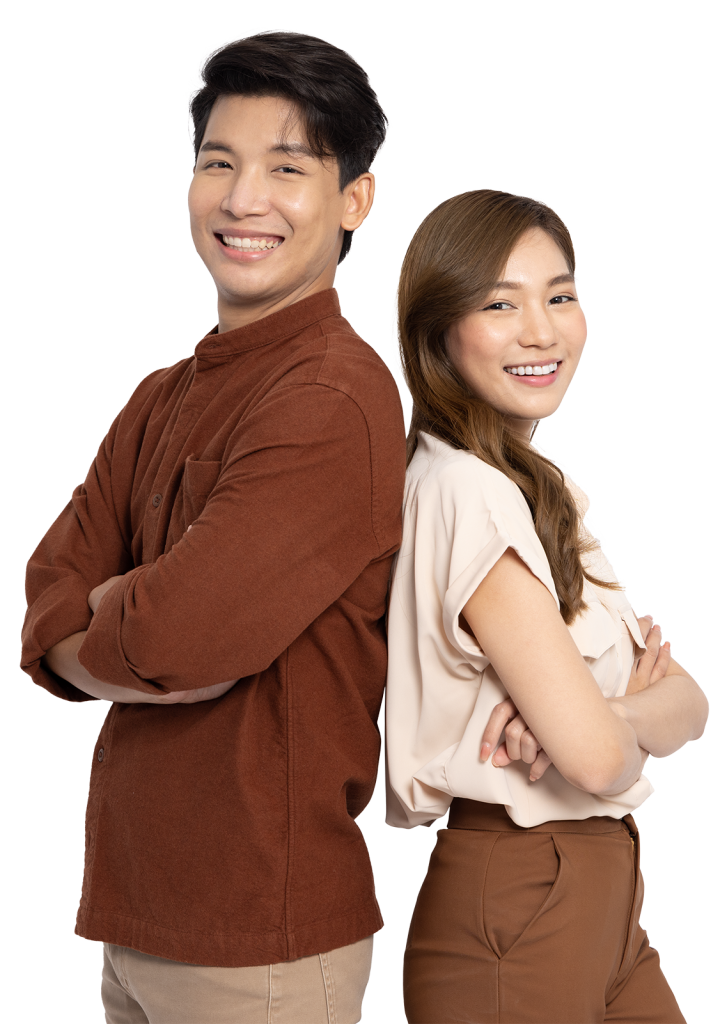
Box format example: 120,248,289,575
21,417,133,700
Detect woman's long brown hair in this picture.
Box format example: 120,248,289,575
399,189,616,624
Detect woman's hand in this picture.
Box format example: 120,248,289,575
480,698,553,782
627,615,672,695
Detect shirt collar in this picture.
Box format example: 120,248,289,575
195,289,341,361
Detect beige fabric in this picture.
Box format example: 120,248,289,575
102,936,373,1024
386,432,652,830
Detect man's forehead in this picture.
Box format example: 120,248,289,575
202,94,311,152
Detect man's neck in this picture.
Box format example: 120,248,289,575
217,275,336,334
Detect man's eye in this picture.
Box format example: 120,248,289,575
276,165,302,174
550,294,575,305
206,161,232,169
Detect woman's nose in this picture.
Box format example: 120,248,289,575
519,306,557,348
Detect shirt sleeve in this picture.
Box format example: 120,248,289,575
21,412,135,700
76,383,386,693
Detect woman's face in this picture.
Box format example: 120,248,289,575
445,227,587,438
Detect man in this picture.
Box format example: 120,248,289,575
21,32,404,1023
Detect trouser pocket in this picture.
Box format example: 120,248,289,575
483,832,560,958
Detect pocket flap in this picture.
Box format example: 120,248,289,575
182,458,222,525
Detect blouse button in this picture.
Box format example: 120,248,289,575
97,748,105,762
151,493,162,508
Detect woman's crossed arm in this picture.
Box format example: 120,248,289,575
464,548,708,796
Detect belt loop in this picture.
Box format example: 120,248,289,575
622,819,638,851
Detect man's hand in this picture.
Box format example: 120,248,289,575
479,698,553,783
44,631,240,704
626,615,671,695
88,575,125,614
152,679,240,704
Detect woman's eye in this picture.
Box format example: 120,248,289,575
550,294,575,305
484,301,513,311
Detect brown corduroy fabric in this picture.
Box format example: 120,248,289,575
403,799,684,1024
21,289,405,968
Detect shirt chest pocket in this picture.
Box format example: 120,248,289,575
181,457,222,528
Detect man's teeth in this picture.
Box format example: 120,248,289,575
504,362,559,376
222,236,281,250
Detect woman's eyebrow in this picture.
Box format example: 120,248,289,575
493,273,575,289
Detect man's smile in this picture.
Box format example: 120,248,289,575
214,230,285,261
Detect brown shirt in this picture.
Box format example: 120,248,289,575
21,289,405,967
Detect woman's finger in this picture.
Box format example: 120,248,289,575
504,715,528,763
480,698,517,761
528,749,553,782
649,640,671,684
490,743,513,768
627,624,664,694
492,714,528,766
635,614,654,642
520,729,540,764
636,625,661,679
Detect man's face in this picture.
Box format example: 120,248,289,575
188,95,370,328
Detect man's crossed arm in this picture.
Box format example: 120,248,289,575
43,575,239,705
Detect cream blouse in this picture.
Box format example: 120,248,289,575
385,432,653,830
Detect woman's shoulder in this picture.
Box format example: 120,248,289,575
408,432,532,519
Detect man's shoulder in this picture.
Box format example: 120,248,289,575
309,315,401,408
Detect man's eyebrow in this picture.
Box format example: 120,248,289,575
198,141,235,154
492,273,575,289
269,141,315,158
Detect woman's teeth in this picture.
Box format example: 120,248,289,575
222,236,281,250
504,362,559,376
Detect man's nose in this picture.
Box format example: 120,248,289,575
221,169,271,219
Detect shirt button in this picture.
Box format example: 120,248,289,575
151,493,162,508
97,748,105,762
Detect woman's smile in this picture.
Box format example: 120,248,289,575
503,359,562,387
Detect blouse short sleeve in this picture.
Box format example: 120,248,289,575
439,454,560,668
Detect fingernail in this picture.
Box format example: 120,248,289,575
664,641,671,650
645,615,653,621
652,624,661,632
480,744,491,763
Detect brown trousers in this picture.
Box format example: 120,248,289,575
404,800,684,1024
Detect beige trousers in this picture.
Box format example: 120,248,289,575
102,936,373,1024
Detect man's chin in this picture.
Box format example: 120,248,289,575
215,257,328,305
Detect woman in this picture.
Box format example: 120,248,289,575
385,190,708,1024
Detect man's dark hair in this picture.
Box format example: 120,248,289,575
191,32,387,264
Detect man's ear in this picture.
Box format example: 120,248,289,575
341,173,375,231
